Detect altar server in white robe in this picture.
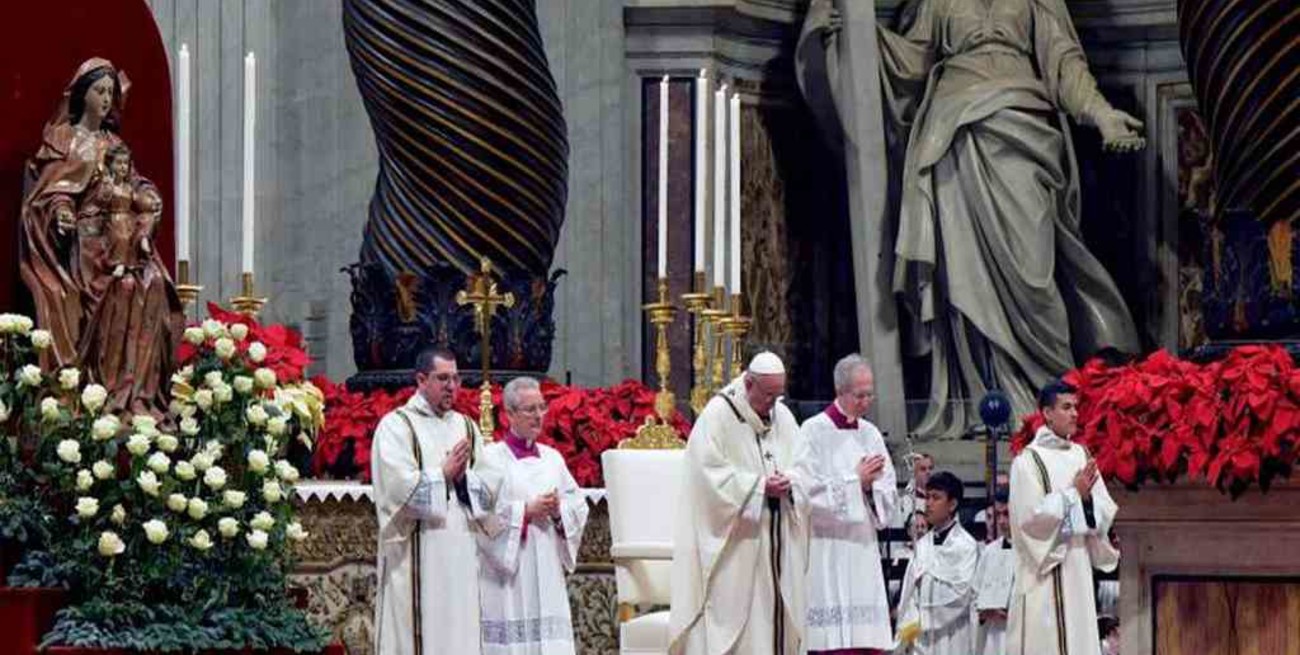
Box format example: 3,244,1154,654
794,354,898,654
478,376,589,655
1007,380,1119,655
372,348,521,655
669,352,809,655
974,491,1015,655
894,472,979,655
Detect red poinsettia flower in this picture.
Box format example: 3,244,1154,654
179,303,312,382
1019,345,1300,493
310,376,692,487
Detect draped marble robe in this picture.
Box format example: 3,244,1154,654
477,434,589,655
372,393,520,655
794,402,898,652
798,0,1140,439
1007,426,1118,655
894,520,979,655
974,536,1016,655
669,377,809,655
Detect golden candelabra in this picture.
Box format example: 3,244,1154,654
702,286,730,391
679,271,715,414
175,259,202,315
455,256,515,441
230,272,268,318
719,292,752,379
626,277,685,449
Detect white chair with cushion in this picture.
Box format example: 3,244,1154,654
602,428,685,655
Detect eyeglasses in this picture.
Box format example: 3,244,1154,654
514,404,548,416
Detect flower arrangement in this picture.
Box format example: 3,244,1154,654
0,310,330,651
1012,346,1300,496
314,378,691,487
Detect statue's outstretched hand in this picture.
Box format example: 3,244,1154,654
808,0,844,47
1098,108,1146,153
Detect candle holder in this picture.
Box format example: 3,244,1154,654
702,286,730,390
680,272,714,414
230,272,268,318
719,293,752,379
642,277,679,420
175,259,203,315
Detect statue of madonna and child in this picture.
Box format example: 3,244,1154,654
19,58,183,418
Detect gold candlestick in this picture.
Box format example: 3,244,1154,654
642,277,679,418
175,259,202,315
680,271,714,414
624,277,685,450
702,286,729,390
456,257,516,441
230,272,268,317
720,293,752,379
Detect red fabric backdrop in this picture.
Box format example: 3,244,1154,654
0,0,173,313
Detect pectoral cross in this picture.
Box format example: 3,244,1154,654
455,256,515,439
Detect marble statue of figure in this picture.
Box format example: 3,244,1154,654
19,58,182,416
796,0,1145,438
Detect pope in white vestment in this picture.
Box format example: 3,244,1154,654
669,353,809,655
894,473,979,655
372,351,518,655
478,377,590,655
1007,382,1119,655
794,355,898,653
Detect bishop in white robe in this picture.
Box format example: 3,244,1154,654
793,354,898,653
372,349,518,655
478,377,589,655
669,352,809,655
1007,381,1119,655
974,495,1015,655
894,472,979,655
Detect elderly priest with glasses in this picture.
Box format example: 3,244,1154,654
478,376,590,655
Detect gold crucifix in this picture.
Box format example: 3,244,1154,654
455,256,515,439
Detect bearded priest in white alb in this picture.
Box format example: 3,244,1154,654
895,472,979,655
793,354,897,654
669,352,809,655
372,349,520,655
1007,380,1119,655
478,376,589,655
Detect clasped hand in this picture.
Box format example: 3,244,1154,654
764,471,792,498
1073,458,1099,498
857,454,886,488
441,438,471,483
525,490,560,522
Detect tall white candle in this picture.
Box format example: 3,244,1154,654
176,44,191,264
712,83,727,290
693,69,709,274
657,75,669,279
241,52,256,275
729,91,742,296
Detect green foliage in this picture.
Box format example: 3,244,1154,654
1,315,330,651
41,599,331,652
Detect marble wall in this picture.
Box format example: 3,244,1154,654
146,0,372,382
141,0,1194,419
145,0,637,386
